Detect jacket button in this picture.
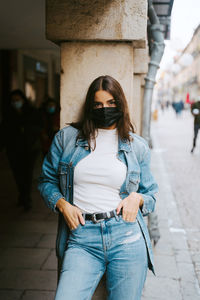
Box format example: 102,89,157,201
85,146,89,150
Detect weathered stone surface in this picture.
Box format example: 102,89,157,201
0,290,23,300
0,248,50,269
134,48,149,74
36,234,57,249
176,262,197,283
174,249,192,264
0,220,57,234
151,109,200,294
60,42,134,128
132,74,142,134
0,233,42,248
180,280,200,299
21,290,55,300
46,0,147,44
0,270,57,290
142,277,182,300
42,249,57,270
153,254,179,279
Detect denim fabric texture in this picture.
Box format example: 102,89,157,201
37,125,159,278
55,216,148,300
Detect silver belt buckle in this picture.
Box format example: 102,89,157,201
92,213,103,224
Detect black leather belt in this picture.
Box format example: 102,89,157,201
83,209,122,224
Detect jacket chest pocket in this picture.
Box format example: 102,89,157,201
127,172,140,193
58,163,68,197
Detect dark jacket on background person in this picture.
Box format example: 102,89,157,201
191,101,200,125
0,101,43,209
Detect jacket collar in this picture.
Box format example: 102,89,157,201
76,135,132,152
118,137,131,152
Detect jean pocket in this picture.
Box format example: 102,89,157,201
121,217,137,225
71,223,81,233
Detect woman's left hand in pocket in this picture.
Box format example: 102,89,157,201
116,192,144,222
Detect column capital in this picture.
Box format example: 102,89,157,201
46,0,147,46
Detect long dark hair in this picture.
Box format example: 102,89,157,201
69,75,135,147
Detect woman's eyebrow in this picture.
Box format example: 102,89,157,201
94,98,114,102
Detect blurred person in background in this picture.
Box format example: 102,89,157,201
172,100,184,117
0,89,42,211
191,96,200,153
40,97,60,157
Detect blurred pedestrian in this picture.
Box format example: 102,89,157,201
172,100,184,117
40,97,60,156
0,89,42,211
190,96,200,153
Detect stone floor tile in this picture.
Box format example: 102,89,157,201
153,254,179,279
21,290,55,300
36,234,56,249
0,289,23,300
174,249,192,264
142,277,182,300
180,280,200,299
0,248,50,269
0,233,42,248
177,262,197,283
171,233,189,251
0,220,57,234
42,249,57,270
45,213,58,222
0,270,57,290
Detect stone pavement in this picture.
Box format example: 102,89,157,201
0,107,200,299
142,108,200,299
142,107,200,300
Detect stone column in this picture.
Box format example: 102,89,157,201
132,48,148,134
46,0,147,128
46,0,147,298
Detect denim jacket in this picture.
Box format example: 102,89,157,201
38,125,158,274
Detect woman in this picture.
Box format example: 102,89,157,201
38,75,158,300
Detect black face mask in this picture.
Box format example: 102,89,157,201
91,107,123,128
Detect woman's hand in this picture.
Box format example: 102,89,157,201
116,192,144,222
56,198,85,230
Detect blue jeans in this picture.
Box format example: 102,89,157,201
55,214,148,300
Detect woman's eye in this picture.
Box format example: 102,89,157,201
94,103,101,108
109,100,116,105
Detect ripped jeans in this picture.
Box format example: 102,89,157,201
55,214,148,300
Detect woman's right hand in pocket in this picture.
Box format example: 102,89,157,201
56,198,85,230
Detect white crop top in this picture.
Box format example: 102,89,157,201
73,128,127,213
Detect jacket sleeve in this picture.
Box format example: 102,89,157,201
37,130,65,213
138,146,159,217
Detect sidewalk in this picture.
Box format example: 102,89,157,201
0,109,200,299
142,108,200,300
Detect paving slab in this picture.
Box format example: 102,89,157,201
0,270,57,290
36,234,57,249
0,233,42,248
142,277,182,300
0,248,50,269
21,290,55,300
42,249,57,271
0,289,23,300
